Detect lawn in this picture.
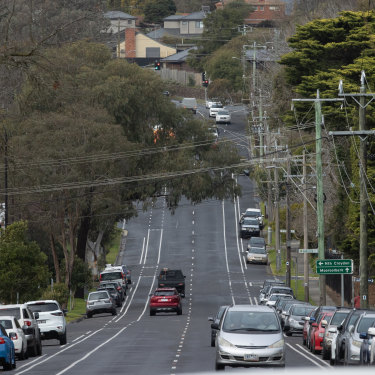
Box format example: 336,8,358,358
65,298,86,323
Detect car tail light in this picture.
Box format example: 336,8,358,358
178,283,184,286
99,275,102,281
159,283,165,287
9,332,18,340
117,287,122,291
24,320,32,327
0,338,5,344
51,312,63,316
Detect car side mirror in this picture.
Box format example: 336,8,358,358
368,327,375,336
321,319,328,328
63,309,68,316
328,327,337,333
34,312,39,320
208,317,214,322
211,323,219,330
337,324,343,332
359,332,368,340
311,323,318,327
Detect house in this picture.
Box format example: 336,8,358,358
163,11,206,37
160,47,197,71
104,11,137,33
118,28,176,61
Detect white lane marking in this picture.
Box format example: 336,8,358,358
72,335,85,342
16,355,47,369
119,295,129,313
222,200,235,306
85,331,91,334
139,237,146,264
233,196,245,274
143,229,150,265
249,282,253,287
286,343,327,368
138,229,163,320
16,329,103,374
296,344,331,366
115,276,142,322
253,297,258,305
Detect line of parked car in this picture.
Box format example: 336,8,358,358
261,278,375,366
0,299,68,370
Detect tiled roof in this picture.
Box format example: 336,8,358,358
104,11,137,20
161,47,197,63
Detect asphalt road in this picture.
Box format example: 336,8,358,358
12,103,332,374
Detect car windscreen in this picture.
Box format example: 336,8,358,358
217,111,228,115
159,270,183,280
242,218,259,225
223,311,280,332
0,320,13,329
27,303,59,312
270,288,293,295
0,308,20,319
154,291,175,296
292,306,315,316
101,272,122,281
357,316,375,333
330,311,350,326
250,237,265,245
88,292,109,301
249,247,266,254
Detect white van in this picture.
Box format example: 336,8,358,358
181,98,197,114
99,265,127,291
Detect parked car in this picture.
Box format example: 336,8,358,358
149,288,182,316
302,308,318,346
239,217,260,239
284,304,315,336
321,308,351,361
279,301,307,328
309,312,334,354
0,316,27,360
265,294,293,308
208,305,228,347
97,285,122,307
275,296,297,315
0,324,16,370
360,321,375,365
333,308,371,365
209,102,224,117
259,280,284,304
263,286,295,306
248,236,266,252
215,110,231,124
86,290,117,318
342,311,375,365
99,265,127,291
206,99,221,109
181,97,197,114
240,208,264,229
0,304,42,357
246,244,268,264
212,305,285,370
26,300,67,345
100,281,126,300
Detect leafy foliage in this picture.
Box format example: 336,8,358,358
144,0,176,24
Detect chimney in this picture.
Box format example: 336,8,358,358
125,27,136,58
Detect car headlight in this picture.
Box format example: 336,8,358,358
218,336,236,349
352,339,362,348
268,339,284,349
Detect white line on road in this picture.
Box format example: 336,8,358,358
139,237,146,264
286,343,328,368
295,344,331,366
71,335,85,342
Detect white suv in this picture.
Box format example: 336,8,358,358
0,304,42,356
26,300,67,345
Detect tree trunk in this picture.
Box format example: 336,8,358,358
50,233,61,283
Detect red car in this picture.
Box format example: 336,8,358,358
303,308,317,346
309,312,334,354
149,288,182,316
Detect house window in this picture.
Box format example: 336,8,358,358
182,21,187,25
195,21,203,28
260,6,264,11
269,6,280,11
127,20,132,24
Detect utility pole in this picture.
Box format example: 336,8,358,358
285,154,291,287
292,91,343,305
330,71,375,308
303,150,309,302
4,128,8,228
275,165,280,272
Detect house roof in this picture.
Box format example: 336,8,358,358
163,11,206,22
146,28,169,39
161,47,197,63
104,11,137,20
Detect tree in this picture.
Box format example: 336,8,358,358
144,0,176,24
0,221,50,303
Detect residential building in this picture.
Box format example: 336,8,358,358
104,11,136,33
163,11,206,37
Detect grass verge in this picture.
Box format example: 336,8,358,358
105,227,122,265
66,298,86,323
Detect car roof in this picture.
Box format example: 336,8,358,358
227,305,275,313
155,288,177,292
245,208,261,212
0,304,29,309
26,300,59,305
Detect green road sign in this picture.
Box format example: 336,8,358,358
299,248,318,254
316,259,353,274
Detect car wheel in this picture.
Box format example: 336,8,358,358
112,309,117,316
28,341,38,357
150,309,156,316
285,331,292,337
59,331,67,345
211,337,215,347
37,339,42,356
311,337,316,354
303,336,306,346
87,312,92,319
215,362,225,370
322,345,330,360
3,360,12,371
12,350,16,369
177,306,182,315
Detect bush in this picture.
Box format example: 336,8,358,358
41,283,69,308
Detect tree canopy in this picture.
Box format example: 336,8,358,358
144,0,177,24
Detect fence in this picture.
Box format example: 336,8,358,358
159,68,202,86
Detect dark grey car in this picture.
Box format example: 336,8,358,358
208,305,228,347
